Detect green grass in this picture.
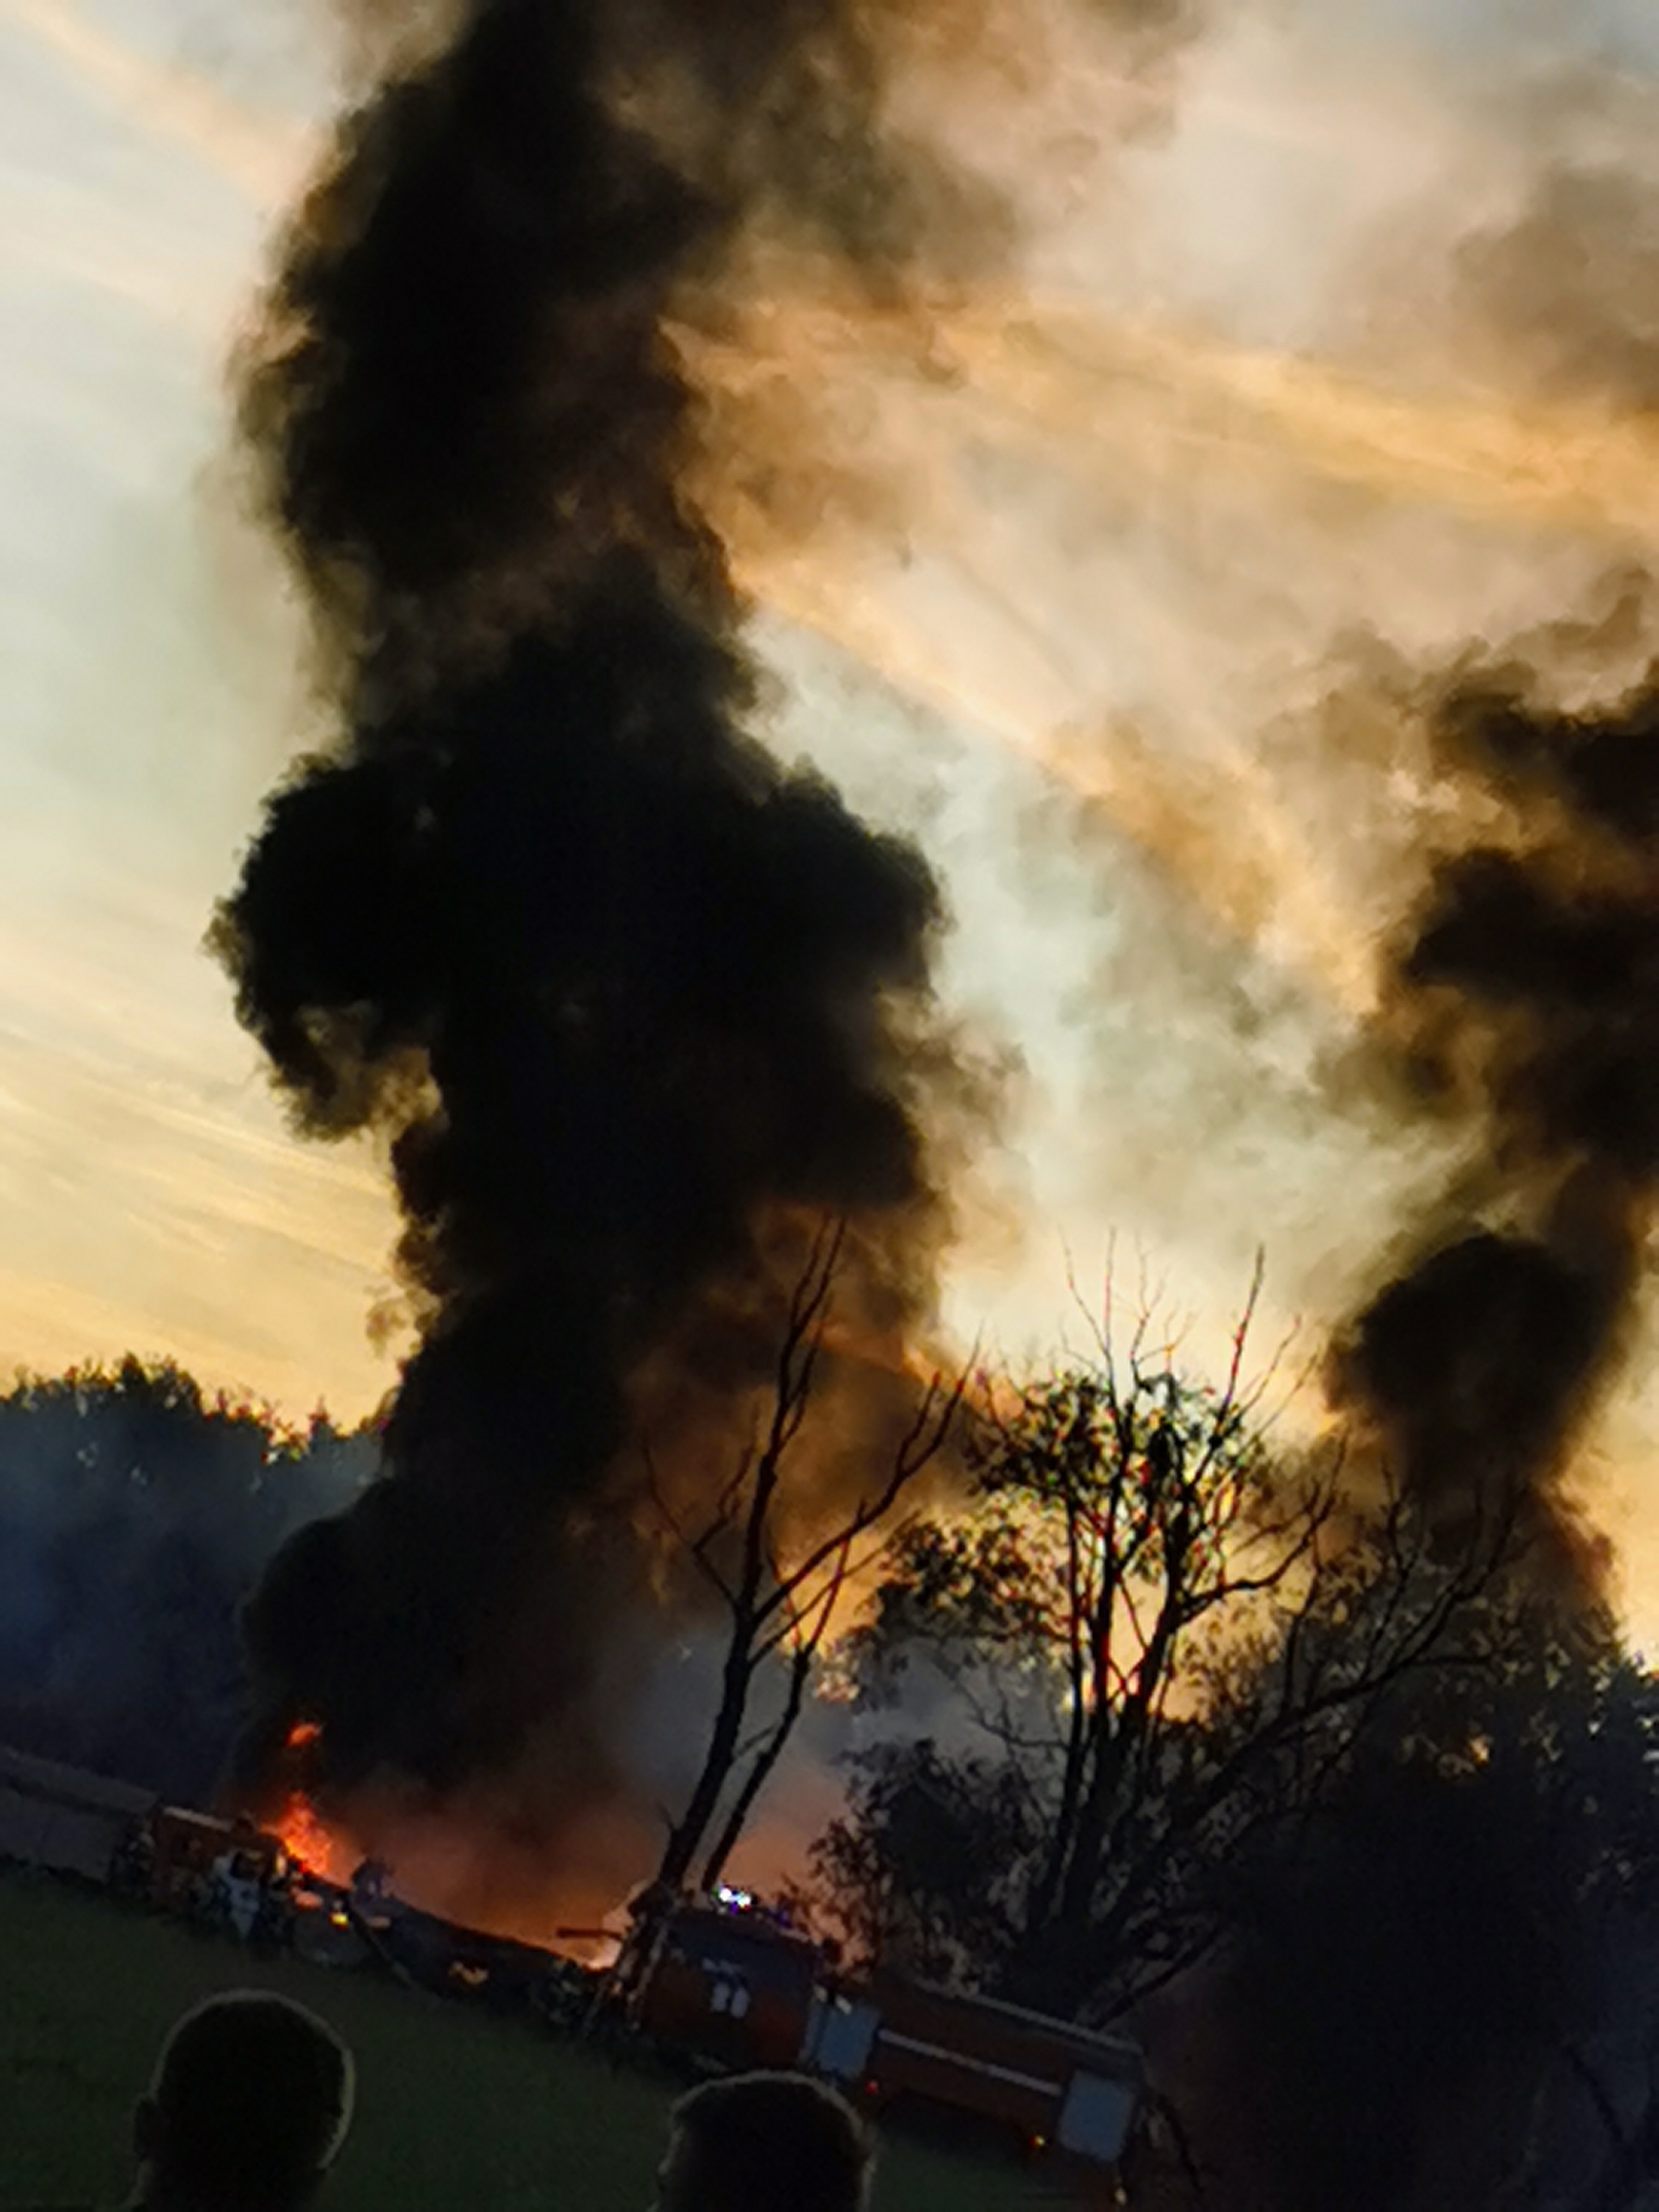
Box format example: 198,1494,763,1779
0,1870,1051,2212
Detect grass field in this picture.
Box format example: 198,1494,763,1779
0,1870,1051,2212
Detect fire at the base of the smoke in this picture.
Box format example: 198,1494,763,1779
273,1792,357,1886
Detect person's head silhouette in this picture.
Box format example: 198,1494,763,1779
656,2073,873,2212
130,1992,354,2212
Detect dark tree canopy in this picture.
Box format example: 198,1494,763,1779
0,1357,373,1802
809,1294,1529,2021
1183,1652,1659,2212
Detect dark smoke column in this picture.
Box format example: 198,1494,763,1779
215,0,981,1824
1329,646,1659,1623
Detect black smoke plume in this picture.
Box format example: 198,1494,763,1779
215,0,996,1871
1329,618,1659,1614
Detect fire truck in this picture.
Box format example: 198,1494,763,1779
808,1973,1142,2170
633,1890,824,2069
631,1889,1143,2181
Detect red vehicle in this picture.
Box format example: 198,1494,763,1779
633,1894,824,2070
806,1974,1142,2170
629,1890,1143,2183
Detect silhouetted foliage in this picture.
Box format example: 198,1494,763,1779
809,1284,1520,2021
0,1357,373,1801
1168,1650,1659,2212
808,1737,1041,1984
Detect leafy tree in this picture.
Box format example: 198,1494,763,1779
0,1357,373,1801
1166,1647,1659,2212
812,1278,1517,2019
806,1736,1042,1986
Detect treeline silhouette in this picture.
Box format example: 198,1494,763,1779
0,1357,373,1802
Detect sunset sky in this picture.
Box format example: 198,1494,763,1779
7,0,1659,1609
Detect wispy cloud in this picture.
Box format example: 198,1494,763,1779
2,0,312,203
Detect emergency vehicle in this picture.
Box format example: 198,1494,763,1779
629,1887,1143,2180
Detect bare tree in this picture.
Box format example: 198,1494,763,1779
646,1221,965,1899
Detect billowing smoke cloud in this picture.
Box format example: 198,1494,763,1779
1327,598,1659,1613
213,0,1008,1876
1175,39,1659,1614
208,0,1659,1939
1458,162,1659,416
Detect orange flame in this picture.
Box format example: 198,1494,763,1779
275,1792,353,1883
285,1718,323,1751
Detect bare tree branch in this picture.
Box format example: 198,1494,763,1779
650,1221,964,1895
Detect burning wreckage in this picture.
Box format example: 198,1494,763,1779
0,1744,1144,2181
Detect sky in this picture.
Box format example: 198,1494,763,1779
7,0,1659,1606
0,0,385,1413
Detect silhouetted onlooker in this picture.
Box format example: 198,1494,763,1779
655,2073,873,2212
127,1991,354,2212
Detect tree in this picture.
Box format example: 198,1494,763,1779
0,1357,373,1799
812,1273,1518,2019
1162,1645,1659,2212
805,1735,1041,1987
646,1223,964,1898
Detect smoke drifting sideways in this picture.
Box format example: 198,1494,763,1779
1328,605,1659,1624
211,0,1012,1889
